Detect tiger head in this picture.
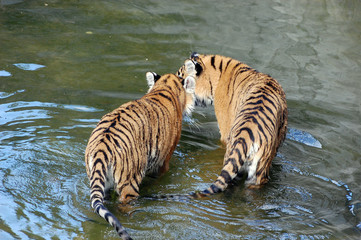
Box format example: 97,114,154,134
176,52,203,79
146,72,196,116
176,52,217,107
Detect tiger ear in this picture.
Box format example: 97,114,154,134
183,76,196,94
190,52,199,58
184,59,197,76
146,72,161,88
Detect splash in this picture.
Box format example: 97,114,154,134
13,63,45,71
286,128,322,148
0,70,11,77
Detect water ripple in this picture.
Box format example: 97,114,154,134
0,89,25,99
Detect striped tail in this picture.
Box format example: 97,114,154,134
190,168,242,199
145,156,244,201
145,171,242,201
91,196,133,240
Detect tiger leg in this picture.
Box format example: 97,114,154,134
158,158,170,174
118,182,140,204
245,153,271,188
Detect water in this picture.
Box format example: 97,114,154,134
1,0,360,239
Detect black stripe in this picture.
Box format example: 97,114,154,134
131,103,145,127
112,136,122,149
227,62,247,97
264,104,276,119
130,181,140,194
225,59,232,70
253,88,278,102
257,133,262,147
237,67,251,75
133,173,141,189
232,138,248,159
202,189,211,195
215,179,226,186
233,148,244,165
211,55,216,69
158,92,172,102
105,134,111,142
96,149,109,164
121,113,137,134
102,138,113,156
149,89,178,108
220,170,232,183
235,127,255,142
245,116,268,143
247,111,273,134
241,101,276,120
91,188,104,197
104,212,112,222
110,130,129,151
266,80,279,92
230,73,255,103
125,194,137,199
137,101,153,156
91,193,104,203
113,127,133,153
90,168,105,181
97,119,111,126
90,178,105,190
92,158,106,174
247,93,277,111
248,99,263,105
210,184,221,193
248,90,278,111
171,77,182,92
262,95,277,111
88,127,107,144
256,166,265,177
90,169,105,182
92,199,102,208
146,97,171,123
118,182,129,192
224,157,239,173
233,62,241,69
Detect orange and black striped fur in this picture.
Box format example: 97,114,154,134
177,53,288,196
85,73,195,239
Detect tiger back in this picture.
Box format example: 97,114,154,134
85,73,195,239
177,53,288,195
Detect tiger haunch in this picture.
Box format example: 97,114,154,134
177,53,288,195
85,73,195,239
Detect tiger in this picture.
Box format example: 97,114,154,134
84,72,196,239
176,52,288,197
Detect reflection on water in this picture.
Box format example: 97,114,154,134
0,0,360,239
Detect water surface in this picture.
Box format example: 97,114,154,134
1,0,360,239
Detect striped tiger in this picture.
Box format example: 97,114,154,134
85,73,196,239
176,52,288,196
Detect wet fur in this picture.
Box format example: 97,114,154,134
85,73,195,239
177,53,288,195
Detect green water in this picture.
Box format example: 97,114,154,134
1,0,360,239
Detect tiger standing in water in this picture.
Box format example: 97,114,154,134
85,72,196,239
177,53,288,196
